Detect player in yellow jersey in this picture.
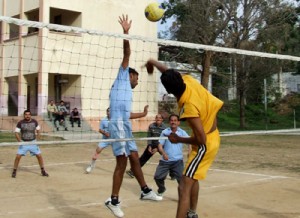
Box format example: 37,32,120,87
145,59,224,218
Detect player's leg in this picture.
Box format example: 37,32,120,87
105,154,127,218
129,150,162,201
170,160,184,184
32,145,49,177
129,151,147,187
187,181,199,218
154,161,169,196
36,154,49,176
126,144,153,178
12,154,22,178
139,144,154,167
86,142,108,173
176,176,195,218
12,145,28,178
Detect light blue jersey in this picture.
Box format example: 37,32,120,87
159,127,189,162
109,66,132,121
109,66,137,156
98,117,111,149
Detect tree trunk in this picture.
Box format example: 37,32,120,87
239,89,246,129
201,51,212,89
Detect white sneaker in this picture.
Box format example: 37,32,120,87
105,198,124,218
140,190,163,201
85,160,96,174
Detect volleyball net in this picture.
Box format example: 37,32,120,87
0,16,300,146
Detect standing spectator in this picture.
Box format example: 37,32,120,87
54,111,68,131
155,114,190,197
86,107,110,173
145,59,224,218
12,110,49,178
47,100,57,121
105,15,161,218
70,108,81,127
57,100,69,114
126,113,167,178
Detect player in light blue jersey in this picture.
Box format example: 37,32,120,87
105,15,162,218
155,114,190,198
85,107,111,173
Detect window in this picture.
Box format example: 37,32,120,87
9,15,20,39
50,8,81,28
25,9,39,34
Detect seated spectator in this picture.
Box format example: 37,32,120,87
70,108,81,128
57,100,69,115
54,111,68,131
47,100,57,121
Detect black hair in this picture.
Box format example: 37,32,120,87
129,67,139,75
24,109,31,115
160,69,186,98
169,114,179,121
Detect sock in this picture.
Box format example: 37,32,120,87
141,185,151,194
188,210,197,215
111,196,119,205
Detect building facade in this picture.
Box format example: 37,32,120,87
0,0,159,127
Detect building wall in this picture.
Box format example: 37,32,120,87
0,0,159,130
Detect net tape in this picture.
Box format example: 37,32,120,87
1,16,300,61
0,129,299,147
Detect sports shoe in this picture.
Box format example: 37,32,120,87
86,160,96,173
187,211,199,218
105,198,124,218
140,190,162,201
41,170,49,177
157,188,166,197
126,170,134,178
12,170,17,178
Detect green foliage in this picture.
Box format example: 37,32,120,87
217,99,300,131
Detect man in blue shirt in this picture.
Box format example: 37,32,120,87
105,15,162,218
155,114,190,197
86,107,110,173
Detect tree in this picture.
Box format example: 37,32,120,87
161,0,298,129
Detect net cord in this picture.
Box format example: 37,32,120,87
1,16,300,61
0,129,299,147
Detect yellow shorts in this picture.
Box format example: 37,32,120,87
183,129,220,180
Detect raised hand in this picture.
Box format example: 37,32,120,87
118,14,132,34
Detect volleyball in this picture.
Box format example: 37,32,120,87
144,2,165,22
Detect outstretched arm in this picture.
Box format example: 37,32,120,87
130,105,148,119
118,14,132,69
145,58,168,73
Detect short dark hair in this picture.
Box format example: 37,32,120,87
60,100,64,103
129,67,139,75
24,109,31,115
160,69,185,98
169,114,179,121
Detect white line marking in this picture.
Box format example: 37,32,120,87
210,168,290,179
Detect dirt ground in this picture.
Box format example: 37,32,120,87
0,134,299,218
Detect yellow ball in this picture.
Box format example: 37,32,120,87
145,2,165,22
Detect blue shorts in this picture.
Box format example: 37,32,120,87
17,143,41,156
109,120,137,157
98,141,111,149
